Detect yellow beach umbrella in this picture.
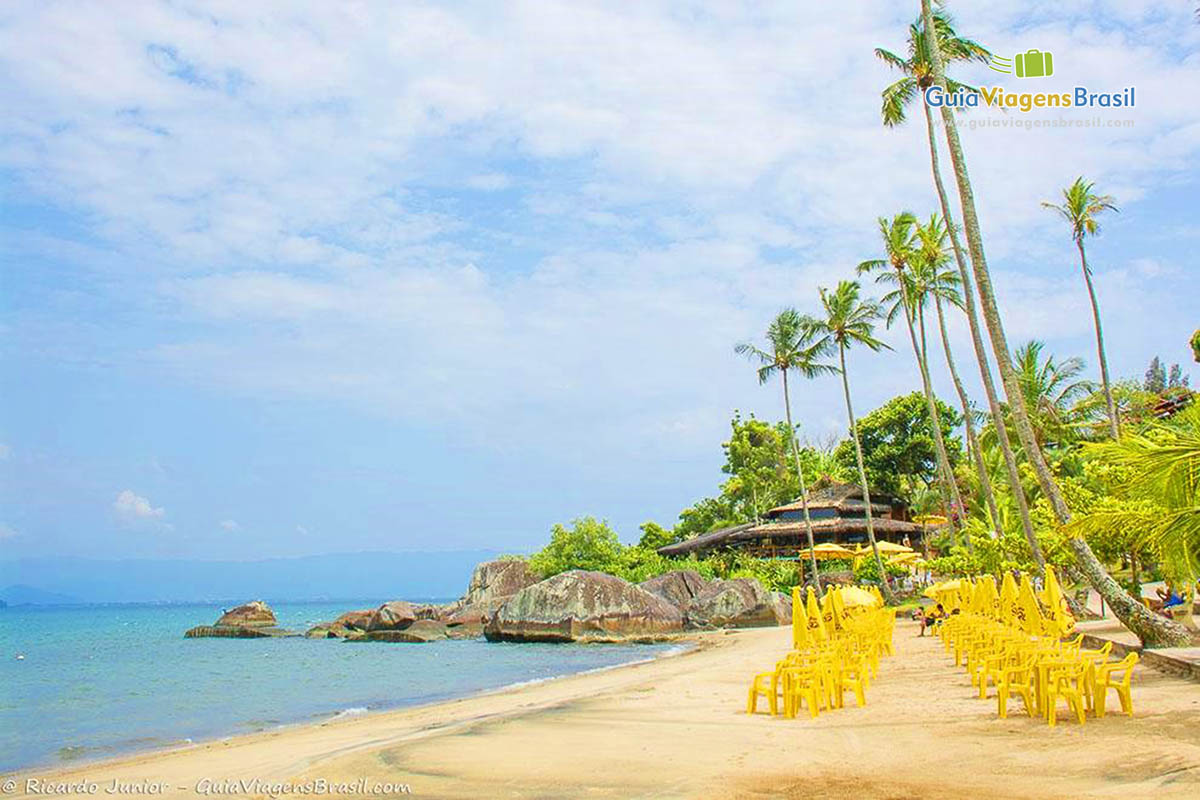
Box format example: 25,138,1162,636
1016,573,1044,635
889,552,920,565
808,543,856,560
840,586,878,608
1043,565,1075,636
999,572,1019,624
912,514,948,526
791,586,810,649
805,586,826,641
854,541,914,555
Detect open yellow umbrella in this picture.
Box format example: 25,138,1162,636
807,543,856,560
912,514,949,526
854,541,914,554
840,586,878,608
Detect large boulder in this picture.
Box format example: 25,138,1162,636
366,600,417,632
362,619,448,643
484,570,684,643
638,570,708,611
216,600,276,628
684,578,782,629
771,591,793,625
443,559,540,625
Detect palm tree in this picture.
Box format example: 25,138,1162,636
810,281,896,603
858,213,967,545
874,14,1044,568
910,215,1003,541
1042,177,1121,439
736,309,837,587
918,0,1189,646
1065,404,1200,632
1012,340,1097,448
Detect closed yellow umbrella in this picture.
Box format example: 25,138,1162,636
805,587,826,641
791,586,810,649
1016,573,1044,635
1043,565,1075,636
999,572,1019,624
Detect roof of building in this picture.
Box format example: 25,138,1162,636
764,481,900,518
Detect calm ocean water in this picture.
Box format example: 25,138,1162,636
0,602,677,773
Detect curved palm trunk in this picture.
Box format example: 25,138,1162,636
931,298,1001,539
920,0,1187,647
1077,238,1120,439
782,371,822,588
838,343,896,604
899,295,969,550
921,100,1043,568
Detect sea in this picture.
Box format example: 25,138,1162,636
0,601,679,773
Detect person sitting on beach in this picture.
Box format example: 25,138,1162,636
919,603,946,637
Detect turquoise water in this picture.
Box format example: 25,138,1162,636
0,602,676,773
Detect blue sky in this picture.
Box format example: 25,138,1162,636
1,1,1197,561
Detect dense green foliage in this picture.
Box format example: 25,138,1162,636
833,391,961,499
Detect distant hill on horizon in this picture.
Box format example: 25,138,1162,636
0,550,501,605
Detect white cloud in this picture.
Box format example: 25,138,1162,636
219,519,239,532
113,489,165,522
1,1,1196,459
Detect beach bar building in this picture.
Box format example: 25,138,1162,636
656,482,926,560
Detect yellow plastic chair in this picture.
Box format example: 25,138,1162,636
833,652,870,708
1093,652,1139,718
996,654,1038,719
1044,662,1088,727
746,671,779,715
780,666,823,719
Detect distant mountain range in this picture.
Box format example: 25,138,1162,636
0,550,500,605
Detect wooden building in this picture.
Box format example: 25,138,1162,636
657,482,925,559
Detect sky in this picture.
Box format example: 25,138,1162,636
1,1,1197,563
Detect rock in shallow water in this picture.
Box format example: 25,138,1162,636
215,600,276,628
484,570,684,643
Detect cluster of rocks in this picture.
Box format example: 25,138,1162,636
484,569,791,642
184,600,295,638
186,561,792,644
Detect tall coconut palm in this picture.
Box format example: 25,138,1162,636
918,0,1188,646
810,281,896,603
1042,178,1121,439
875,11,1045,569
910,216,1003,540
735,309,837,587
1012,340,1097,448
858,213,967,543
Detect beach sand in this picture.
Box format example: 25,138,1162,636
9,621,1200,799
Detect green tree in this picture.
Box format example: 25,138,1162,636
736,309,837,585
1042,178,1120,439
833,392,961,500
859,212,966,538
1012,340,1096,448
636,521,674,551
529,517,623,578
1144,357,1167,394
1192,329,1200,363
918,0,1188,646
1065,405,1200,631
810,280,896,603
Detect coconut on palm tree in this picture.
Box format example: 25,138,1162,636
858,213,967,543
874,13,1044,567
809,281,896,604
1042,177,1121,439
735,309,837,587
917,0,1189,646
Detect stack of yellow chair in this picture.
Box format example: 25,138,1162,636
748,584,896,721
933,566,1139,727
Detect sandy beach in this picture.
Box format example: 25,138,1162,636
9,621,1200,799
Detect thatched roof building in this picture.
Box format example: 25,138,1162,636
657,482,925,559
